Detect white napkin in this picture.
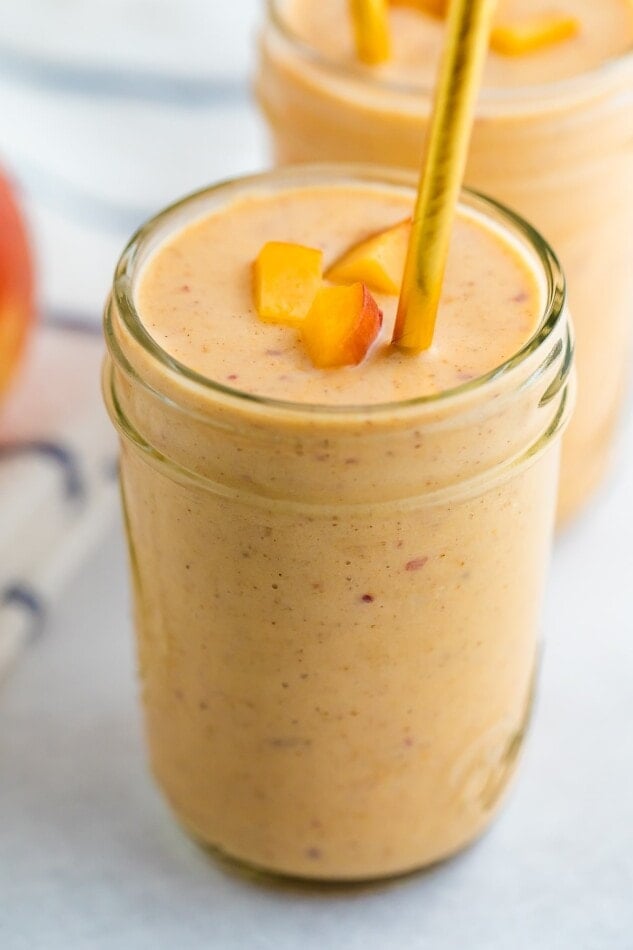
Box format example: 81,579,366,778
0,323,118,675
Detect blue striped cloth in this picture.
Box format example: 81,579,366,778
0,1,267,672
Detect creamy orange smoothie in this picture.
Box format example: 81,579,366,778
103,166,573,880
257,0,633,521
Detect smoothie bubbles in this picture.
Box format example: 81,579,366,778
257,0,633,521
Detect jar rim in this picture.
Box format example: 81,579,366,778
107,163,567,422
266,0,633,105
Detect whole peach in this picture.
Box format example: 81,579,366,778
0,169,35,400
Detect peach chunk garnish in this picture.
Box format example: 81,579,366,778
253,241,323,328
491,13,579,56
350,0,392,65
326,218,411,296
302,283,383,369
390,0,447,18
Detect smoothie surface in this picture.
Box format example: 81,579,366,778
136,184,542,406
281,0,633,87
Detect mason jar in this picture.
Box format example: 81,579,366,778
103,165,574,880
256,0,633,522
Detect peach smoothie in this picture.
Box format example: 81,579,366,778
103,166,573,880
257,0,633,521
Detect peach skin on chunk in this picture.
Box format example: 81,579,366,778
301,282,383,369
491,14,579,56
253,241,323,327
326,218,411,296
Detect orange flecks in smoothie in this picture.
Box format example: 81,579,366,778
326,218,411,295
253,241,323,327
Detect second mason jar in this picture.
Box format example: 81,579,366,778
256,0,633,522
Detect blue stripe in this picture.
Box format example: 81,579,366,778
0,41,248,107
44,309,103,336
0,441,85,500
1,583,46,642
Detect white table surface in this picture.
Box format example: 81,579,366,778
2,411,632,949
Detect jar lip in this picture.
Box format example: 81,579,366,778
109,163,567,422
266,0,633,105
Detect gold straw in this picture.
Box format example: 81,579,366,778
349,0,391,65
392,0,496,351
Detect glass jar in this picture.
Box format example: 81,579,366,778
256,0,633,522
103,165,574,880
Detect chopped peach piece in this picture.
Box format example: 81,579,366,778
390,0,447,18
491,14,579,56
326,218,411,296
253,242,323,327
302,283,383,369
350,0,391,66
0,171,35,400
